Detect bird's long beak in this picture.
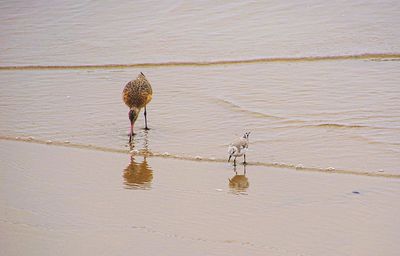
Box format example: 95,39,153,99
228,154,232,162
129,123,134,143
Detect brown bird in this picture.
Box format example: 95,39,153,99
122,72,153,143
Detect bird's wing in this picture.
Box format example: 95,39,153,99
228,145,238,155
231,137,248,149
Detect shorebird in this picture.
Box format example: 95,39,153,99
228,132,250,166
122,72,153,143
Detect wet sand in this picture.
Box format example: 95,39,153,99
1,140,399,256
1,1,400,255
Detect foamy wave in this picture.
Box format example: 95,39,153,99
1,135,399,179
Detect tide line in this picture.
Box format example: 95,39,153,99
0,53,399,70
1,135,399,179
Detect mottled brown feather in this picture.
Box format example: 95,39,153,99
122,73,153,109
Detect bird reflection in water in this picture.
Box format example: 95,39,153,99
229,165,249,194
123,156,153,189
123,130,153,189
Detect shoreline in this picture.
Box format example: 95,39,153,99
0,53,399,71
1,135,399,179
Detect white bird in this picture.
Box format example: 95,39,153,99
228,132,250,166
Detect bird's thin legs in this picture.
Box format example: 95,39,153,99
144,106,149,130
243,154,247,165
233,157,237,166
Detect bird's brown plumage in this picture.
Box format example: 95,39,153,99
122,72,153,142
122,72,153,109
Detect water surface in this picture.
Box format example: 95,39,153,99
1,0,400,174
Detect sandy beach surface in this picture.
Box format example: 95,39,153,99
1,140,399,256
1,1,400,255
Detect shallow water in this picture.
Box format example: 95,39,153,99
1,0,400,175
1,60,399,174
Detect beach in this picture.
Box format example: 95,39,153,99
1,140,400,256
1,0,400,255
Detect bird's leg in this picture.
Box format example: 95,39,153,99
243,154,247,165
234,157,237,166
144,106,149,130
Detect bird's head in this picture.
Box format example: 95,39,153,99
243,132,251,139
129,107,140,126
138,72,146,79
128,107,140,143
